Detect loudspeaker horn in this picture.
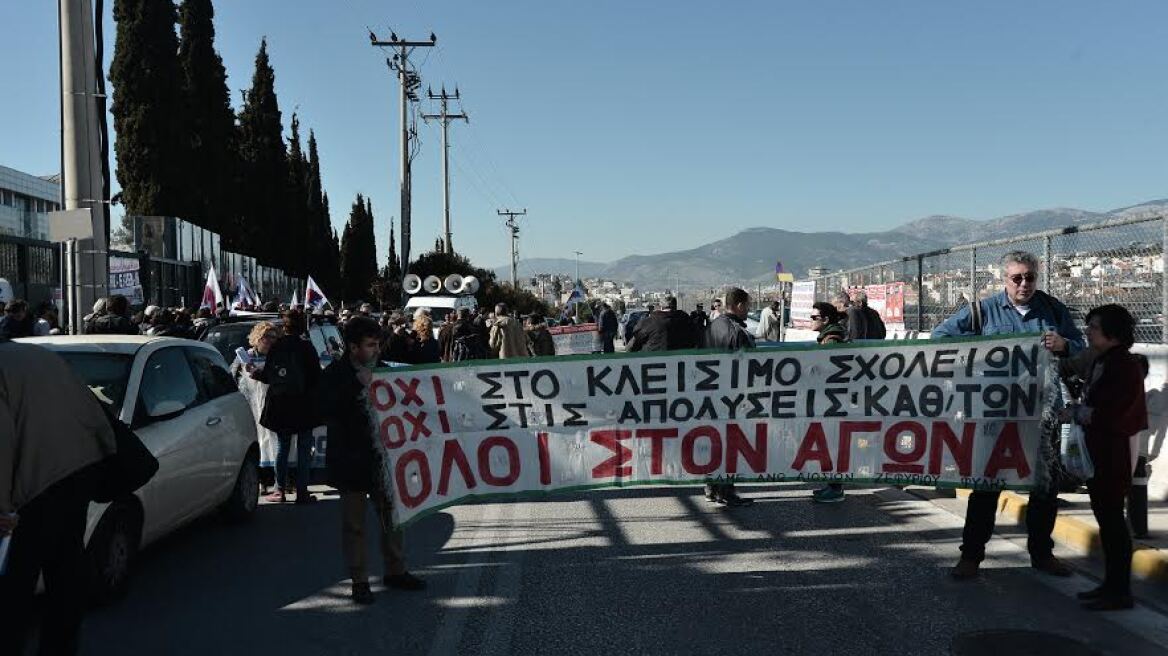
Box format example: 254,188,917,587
423,275,443,294
403,274,422,295
459,275,480,295
443,274,464,294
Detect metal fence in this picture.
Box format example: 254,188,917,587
0,235,60,306
804,214,1166,343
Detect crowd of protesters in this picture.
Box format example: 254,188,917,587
0,247,1158,656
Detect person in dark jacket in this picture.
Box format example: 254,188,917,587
381,313,412,364
1063,305,1147,611
0,299,33,340
88,295,139,335
702,288,755,507
809,302,850,503
526,315,556,356
628,297,698,352
318,317,424,604
450,309,484,361
255,309,321,504
596,303,618,353
832,290,870,341
690,303,709,336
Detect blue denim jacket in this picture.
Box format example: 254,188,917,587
930,290,1085,355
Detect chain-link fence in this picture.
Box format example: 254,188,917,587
804,214,1166,343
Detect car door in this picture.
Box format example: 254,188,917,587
133,345,218,538
184,346,249,501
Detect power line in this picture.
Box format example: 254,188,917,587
422,86,468,254
497,208,528,289
368,29,435,301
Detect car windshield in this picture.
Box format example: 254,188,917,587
57,352,133,410
202,324,258,362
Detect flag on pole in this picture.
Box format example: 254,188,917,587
290,289,300,308
305,276,331,312
200,266,225,310
560,284,589,321
235,276,259,309
775,260,794,283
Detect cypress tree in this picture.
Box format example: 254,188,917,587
178,0,236,236
339,194,363,302
110,0,185,217
285,114,310,277
237,38,288,265
359,198,379,299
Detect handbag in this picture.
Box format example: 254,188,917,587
92,404,160,503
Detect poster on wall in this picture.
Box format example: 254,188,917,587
884,282,906,326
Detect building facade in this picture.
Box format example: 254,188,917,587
0,165,61,240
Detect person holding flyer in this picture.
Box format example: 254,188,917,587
232,321,281,494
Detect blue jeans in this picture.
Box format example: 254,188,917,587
275,430,314,495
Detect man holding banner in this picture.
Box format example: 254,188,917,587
702,287,756,507
932,250,1084,580
319,317,425,604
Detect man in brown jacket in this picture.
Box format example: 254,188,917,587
0,338,117,654
489,303,529,359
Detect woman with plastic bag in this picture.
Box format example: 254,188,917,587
1060,304,1147,611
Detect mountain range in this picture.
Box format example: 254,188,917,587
495,199,1168,287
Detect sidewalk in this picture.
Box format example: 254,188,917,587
944,488,1168,584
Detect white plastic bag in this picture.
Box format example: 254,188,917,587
1060,421,1094,481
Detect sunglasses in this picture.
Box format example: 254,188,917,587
1008,273,1037,285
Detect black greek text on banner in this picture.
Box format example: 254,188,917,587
366,336,1050,526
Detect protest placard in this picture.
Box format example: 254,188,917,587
109,256,144,305
367,335,1050,526
550,323,597,355
790,281,817,328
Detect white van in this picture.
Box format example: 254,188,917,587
404,295,479,325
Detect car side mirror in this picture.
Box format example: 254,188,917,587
147,399,186,420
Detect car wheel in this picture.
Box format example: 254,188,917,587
223,450,259,522
86,503,141,605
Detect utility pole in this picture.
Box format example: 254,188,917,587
59,0,109,333
573,250,583,284
422,86,467,255
498,208,527,288
370,30,435,296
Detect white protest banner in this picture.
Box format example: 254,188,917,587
109,256,145,305
790,281,817,328
550,323,597,355
367,336,1050,526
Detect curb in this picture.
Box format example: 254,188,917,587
955,489,1168,584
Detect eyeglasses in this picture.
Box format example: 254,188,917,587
1008,273,1037,285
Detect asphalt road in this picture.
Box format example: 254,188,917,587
71,484,1168,656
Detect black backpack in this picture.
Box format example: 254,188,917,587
452,334,483,361
863,306,887,339
265,339,308,396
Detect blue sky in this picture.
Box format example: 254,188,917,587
4,1,1168,270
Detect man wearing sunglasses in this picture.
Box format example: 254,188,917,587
932,250,1084,581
